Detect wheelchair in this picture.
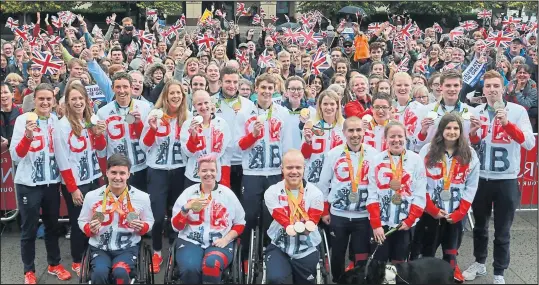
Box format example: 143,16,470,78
246,224,332,284
79,239,154,284
164,238,243,284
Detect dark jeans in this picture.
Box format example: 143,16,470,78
128,168,147,192
239,174,281,262
17,183,61,273
373,225,413,263
329,215,372,282
230,164,243,199
147,167,185,251
472,178,520,276
61,180,99,263
90,245,139,284
265,244,319,284
410,213,439,260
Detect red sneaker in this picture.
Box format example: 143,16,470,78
454,265,464,283
243,260,249,274
48,264,72,281
24,272,37,284
72,262,81,277
345,261,354,272
151,253,163,273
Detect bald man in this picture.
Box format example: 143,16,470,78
264,150,324,284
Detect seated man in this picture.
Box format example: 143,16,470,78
78,154,155,284
264,149,325,284
171,155,246,283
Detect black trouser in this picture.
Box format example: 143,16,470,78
230,164,243,199
410,213,439,260
373,225,413,263
329,215,372,282
17,183,61,274
184,176,197,190
147,167,185,251
128,168,147,193
472,178,520,276
239,174,281,262
61,180,99,263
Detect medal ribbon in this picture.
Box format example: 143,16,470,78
258,103,273,120
435,101,465,115
369,118,389,130
344,145,364,195
220,93,241,110
388,150,405,190
285,185,309,224
114,99,135,116
101,187,134,216
442,156,457,191
395,99,412,114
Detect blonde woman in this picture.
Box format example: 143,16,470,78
211,44,228,68
140,79,190,273
428,44,444,72
412,85,430,106
344,74,372,118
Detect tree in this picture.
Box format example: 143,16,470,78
0,1,76,14
297,1,379,21
136,1,183,15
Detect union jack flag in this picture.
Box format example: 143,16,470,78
48,35,62,46
433,22,443,33
22,23,35,32
298,27,319,47
502,16,522,28
106,16,112,25
236,2,248,16
416,59,428,75
235,49,249,66
258,49,272,68
214,9,223,17
282,27,300,43
486,31,513,48
459,20,478,31
397,22,415,41
397,56,410,72
260,7,266,19
51,16,63,29
92,25,103,37
5,17,19,30
58,11,75,24
527,22,538,33
13,28,29,42
252,14,261,25
449,28,465,41
31,51,62,75
179,14,186,27
368,22,382,33
413,23,423,38
196,34,216,51
300,14,315,28
28,37,40,53
477,9,492,19
146,9,158,20
270,15,278,23
311,48,329,75
138,30,155,48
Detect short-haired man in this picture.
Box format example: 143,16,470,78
323,48,344,79
462,71,535,284
10,83,71,284
358,42,385,76
78,154,155,284
96,72,152,192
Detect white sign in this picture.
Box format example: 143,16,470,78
85,85,105,101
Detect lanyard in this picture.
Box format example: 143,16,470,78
370,118,388,130
114,100,134,115
442,156,457,190
257,103,273,120
395,99,412,114
285,185,309,224
388,150,405,182
434,101,465,115
219,93,242,111
344,145,364,194
101,187,133,216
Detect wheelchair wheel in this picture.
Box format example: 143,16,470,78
164,239,177,284
317,228,332,284
246,227,259,284
144,244,155,284
79,247,91,284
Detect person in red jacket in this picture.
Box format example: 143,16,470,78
344,74,372,118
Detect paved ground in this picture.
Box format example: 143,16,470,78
1,211,536,284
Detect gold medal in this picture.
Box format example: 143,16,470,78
389,179,401,191
232,101,241,112
300,108,310,118
304,120,314,129
92,212,105,222
286,224,297,236
191,201,203,212
391,193,403,205
27,112,38,122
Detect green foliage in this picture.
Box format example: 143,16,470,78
136,1,183,15
297,1,378,20
0,1,76,13
72,2,127,14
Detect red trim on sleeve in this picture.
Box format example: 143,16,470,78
132,121,144,138
186,133,200,153
502,122,525,144
344,101,367,118
93,134,107,151
220,165,231,188
469,132,481,144
138,222,150,235
15,135,33,158
171,211,188,231
424,193,441,217
142,128,157,147
307,207,323,225
270,208,292,228
98,156,108,177
449,199,471,223
231,224,245,236
60,169,78,193
366,203,382,229
238,132,258,150
83,223,94,237
301,142,313,159
322,202,330,217
417,131,427,142
403,204,424,228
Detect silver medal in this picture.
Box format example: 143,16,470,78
125,114,136,124
126,212,139,223
440,190,451,201
349,192,359,203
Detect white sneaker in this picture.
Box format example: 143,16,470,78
462,262,487,281
493,275,505,284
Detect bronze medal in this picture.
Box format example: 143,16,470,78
389,179,401,191
440,190,451,201
191,201,203,212
286,225,297,236
126,212,139,223
92,212,105,222
349,191,359,203
304,220,316,232
391,193,403,205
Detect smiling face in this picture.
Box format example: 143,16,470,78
352,76,368,98
282,151,305,188
206,64,220,83
67,88,86,117
371,63,384,76
393,76,412,102
320,95,338,121
34,89,55,116
193,91,211,117
167,84,184,111
336,62,348,75
344,119,364,148
221,73,239,97
255,80,275,106
443,121,460,143
372,98,391,122
441,77,461,105
286,79,304,104
239,83,252,97
198,160,217,184
335,76,347,89
106,165,130,191
386,125,406,154
483,77,503,104
113,78,132,105
377,81,390,94
0,85,13,107
152,69,164,83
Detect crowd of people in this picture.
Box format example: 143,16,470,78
0,8,537,285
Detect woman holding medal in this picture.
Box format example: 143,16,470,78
140,79,189,273
366,121,427,264
362,93,393,151
418,113,480,280
78,154,154,285
302,90,345,184
317,116,378,281
264,150,325,284
53,82,107,276
171,155,245,284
